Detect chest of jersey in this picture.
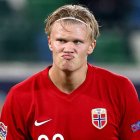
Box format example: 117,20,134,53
29,88,120,140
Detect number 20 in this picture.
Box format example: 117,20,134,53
38,134,64,140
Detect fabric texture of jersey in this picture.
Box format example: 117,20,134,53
0,64,140,140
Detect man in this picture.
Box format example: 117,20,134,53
0,4,140,140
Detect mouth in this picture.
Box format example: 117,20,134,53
61,54,74,60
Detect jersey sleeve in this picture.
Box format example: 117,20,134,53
119,78,140,140
0,87,29,140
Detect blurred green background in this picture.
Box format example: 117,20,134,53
0,0,140,64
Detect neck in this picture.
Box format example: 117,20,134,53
49,64,88,94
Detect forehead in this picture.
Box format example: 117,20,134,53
50,21,90,39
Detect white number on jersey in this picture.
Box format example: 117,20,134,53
38,133,64,140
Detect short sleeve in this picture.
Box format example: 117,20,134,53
0,88,27,140
119,78,140,140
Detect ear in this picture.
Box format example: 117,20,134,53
87,40,96,55
48,36,53,51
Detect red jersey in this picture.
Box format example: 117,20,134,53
0,64,140,140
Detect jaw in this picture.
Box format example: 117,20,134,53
55,60,75,72
53,58,87,75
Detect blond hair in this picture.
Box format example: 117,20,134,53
45,4,100,40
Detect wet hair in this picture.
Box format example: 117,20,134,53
45,4,100,40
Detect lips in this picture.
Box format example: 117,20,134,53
62,54,74,60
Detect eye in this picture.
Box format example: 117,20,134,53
57,39,67,44
73,40,83,45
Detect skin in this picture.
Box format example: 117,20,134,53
48,21,96,94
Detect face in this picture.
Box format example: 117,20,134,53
48,21,96,72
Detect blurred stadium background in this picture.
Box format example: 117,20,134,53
0,0,140,113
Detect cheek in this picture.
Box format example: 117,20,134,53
79,47,90,55
51,43,62,53
76,49,88,59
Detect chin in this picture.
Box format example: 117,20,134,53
57,61,82,72
61,67,74,72
61,64,81,73
60,64,75,72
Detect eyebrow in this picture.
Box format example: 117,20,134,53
56,37,84,42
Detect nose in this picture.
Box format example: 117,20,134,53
63,42,75,53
